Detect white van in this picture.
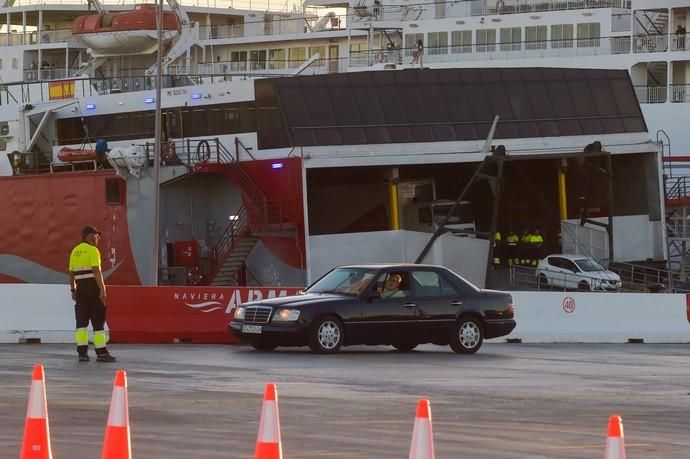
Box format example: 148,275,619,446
403,199,476,236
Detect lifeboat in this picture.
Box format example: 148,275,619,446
72,5,180,56
58,147,98,163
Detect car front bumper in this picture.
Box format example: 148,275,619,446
229,321,310,346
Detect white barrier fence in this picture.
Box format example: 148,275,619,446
0,285,689,344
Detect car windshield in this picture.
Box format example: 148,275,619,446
433,203,473,225
306,268,378,296
574,258,605,272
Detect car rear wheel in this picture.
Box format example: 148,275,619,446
392,343,418,352
309,316,344,354
578,280,590,291
450,317,483,354
250,342,277,351
537,273,549,289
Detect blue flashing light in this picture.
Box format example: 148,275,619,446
144,97,155,104
191,93,202,100
271,162,285,169
85,103,96,110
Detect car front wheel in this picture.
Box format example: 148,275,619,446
450,317,484,354
309,316,344,354
578,280,591,291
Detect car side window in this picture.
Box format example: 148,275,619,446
548,257,562,269
375,272,410,298
563,260,580,272
411,271,446,297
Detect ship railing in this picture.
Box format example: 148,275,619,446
670,35,690,52
670,84,690,103
349,36,631,68
211,203,250,272
142,137,234,167
8,0,303,12
666,176,690,201
632,34,669,53
383,0,629,23
634,85,667,104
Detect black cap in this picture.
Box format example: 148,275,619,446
81,226,101,238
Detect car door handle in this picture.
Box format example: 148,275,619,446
403,303,417,308
451,301,463,306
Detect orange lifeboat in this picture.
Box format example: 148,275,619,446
72,5,180,56
58,147,98,163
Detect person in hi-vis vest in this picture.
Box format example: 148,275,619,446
68,226,116,362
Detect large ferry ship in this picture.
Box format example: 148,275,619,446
0,0,680,288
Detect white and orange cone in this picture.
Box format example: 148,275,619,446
255,383,282,459
101,370,132,459
409,399,435,459
19,364,52,459
604,415,626,459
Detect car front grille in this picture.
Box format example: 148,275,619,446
244,306,273,324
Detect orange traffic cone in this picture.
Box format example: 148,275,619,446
19,364,52,459
604,415,626,459
101,370,131,459
255,383,282,459
409,399,434,459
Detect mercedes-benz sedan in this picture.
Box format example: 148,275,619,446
229,264,516,354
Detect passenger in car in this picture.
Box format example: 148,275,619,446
380,273,407,298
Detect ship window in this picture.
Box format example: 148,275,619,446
0,139,6,151
308,46,326,67
12,58,17,69
405,33,423,58
288,47,306,68
551,24,573,48
451,30,472,54
428,32,448,55
500,27,521,51
476,29,496,53
105,178,124,205
525,25,547,50
577,22,600,48
0,59,3,69
230,51,247,71
269,48,286,69
250,49,266,70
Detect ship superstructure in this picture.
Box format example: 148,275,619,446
0,0,680,287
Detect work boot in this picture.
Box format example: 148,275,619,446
78,353,90,362
96,352,116,363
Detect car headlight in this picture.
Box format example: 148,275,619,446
272,309,300,322
234,306,246,320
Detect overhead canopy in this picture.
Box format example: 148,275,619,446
255,68,647,149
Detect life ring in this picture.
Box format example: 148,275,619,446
195,140,211,164
496,0,505,13
162,142,176,162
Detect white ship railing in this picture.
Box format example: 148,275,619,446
634,85,666,104
8,0,303,13
632,34,669,53
376,0,630,22
670,35,690,52
671,84,690,103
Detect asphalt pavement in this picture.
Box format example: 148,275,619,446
1,342,690,458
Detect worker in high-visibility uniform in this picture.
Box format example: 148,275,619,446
492,231,502,266
529,228,544,267
505,230,519,265
69,226,116,362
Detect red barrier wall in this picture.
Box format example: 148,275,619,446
108,285,302,343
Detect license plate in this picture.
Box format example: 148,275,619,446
242,325,262,334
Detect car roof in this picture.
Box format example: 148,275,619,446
337,263,443,270
545,254,593,261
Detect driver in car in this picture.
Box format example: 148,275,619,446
380,273,406,298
